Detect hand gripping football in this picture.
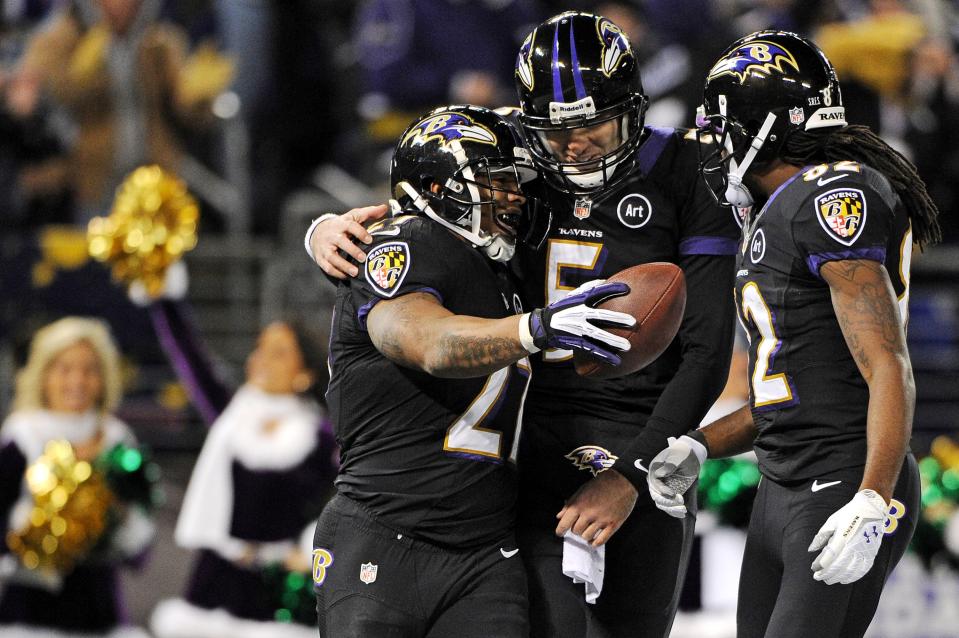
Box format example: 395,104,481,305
573,263,686,379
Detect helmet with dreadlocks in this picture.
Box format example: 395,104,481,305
698,30,941,247
698,30,846,208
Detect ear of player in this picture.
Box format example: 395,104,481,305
526,280,635,365
808,489,888,585
645,435,708,518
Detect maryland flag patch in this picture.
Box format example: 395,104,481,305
365,242,410,297
815,188,867,246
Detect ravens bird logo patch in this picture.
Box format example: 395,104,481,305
815,188,867,245
366,242,410,297
566,445,619,477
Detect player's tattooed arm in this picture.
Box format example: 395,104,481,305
367,292,529,378
821,259,913,501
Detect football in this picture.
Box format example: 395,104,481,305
573,262,686,379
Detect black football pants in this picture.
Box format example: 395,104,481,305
313,494,529,638
517,416,696,638
737,454,919,638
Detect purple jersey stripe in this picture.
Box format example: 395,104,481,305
445,450,504,465
679,236,739,256
552,23,563,103
805,247,887,279
357,287,444,330
638,127,674,176
569,23,586,100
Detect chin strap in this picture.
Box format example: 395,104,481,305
396,181,515,262
722,112,778,207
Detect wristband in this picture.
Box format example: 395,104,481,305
685,429,710,459
518,313,540,353
304,213,340,260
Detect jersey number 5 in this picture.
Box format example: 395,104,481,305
544,239,606,362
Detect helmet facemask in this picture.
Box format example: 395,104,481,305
697,103,782,209
521,94,647,195
515,12,648,197
395,142,537,262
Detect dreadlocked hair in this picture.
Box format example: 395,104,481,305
781,125,942,249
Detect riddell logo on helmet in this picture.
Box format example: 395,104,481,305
549,97,596,124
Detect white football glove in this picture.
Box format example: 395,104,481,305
645,435,707,518
808,489,888,585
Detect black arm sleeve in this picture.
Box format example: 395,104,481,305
616,253,736,489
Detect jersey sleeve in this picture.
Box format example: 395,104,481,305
351,220,457,329
792,172,897,278
674,133,741,258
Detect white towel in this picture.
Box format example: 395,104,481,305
562,530,606,604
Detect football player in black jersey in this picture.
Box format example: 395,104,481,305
306,13,740,638
646,31,941,638
313,104,636,638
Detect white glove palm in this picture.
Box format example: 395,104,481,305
645,435,707,518
808,489,888,585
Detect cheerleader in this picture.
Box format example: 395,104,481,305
146,266,337,638
0,317,154,638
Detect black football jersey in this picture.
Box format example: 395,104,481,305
326,215,530,548
513,127,740,423
734,162,912,482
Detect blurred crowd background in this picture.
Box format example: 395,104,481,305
1,1,959,637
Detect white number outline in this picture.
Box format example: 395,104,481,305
802,160,862,182
544,239,605,362
444,358,531,461
898,223,912,329
738,282,794,408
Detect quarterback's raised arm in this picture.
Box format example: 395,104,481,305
366,285,636,379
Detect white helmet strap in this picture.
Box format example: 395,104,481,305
396,180,515,262
718,95,777,208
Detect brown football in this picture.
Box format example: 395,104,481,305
573,262,686,379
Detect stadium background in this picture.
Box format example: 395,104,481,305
1,1,957,636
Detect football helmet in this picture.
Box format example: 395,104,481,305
698,31,847,207
390,105,541,262
515,12,648,195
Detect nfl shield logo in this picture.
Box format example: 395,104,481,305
573,198,592,220
789,107,805,125
359,562,378,584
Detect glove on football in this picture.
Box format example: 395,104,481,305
528,280,634,365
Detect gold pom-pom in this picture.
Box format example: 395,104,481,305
7,441,114,576
87,165,199,297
